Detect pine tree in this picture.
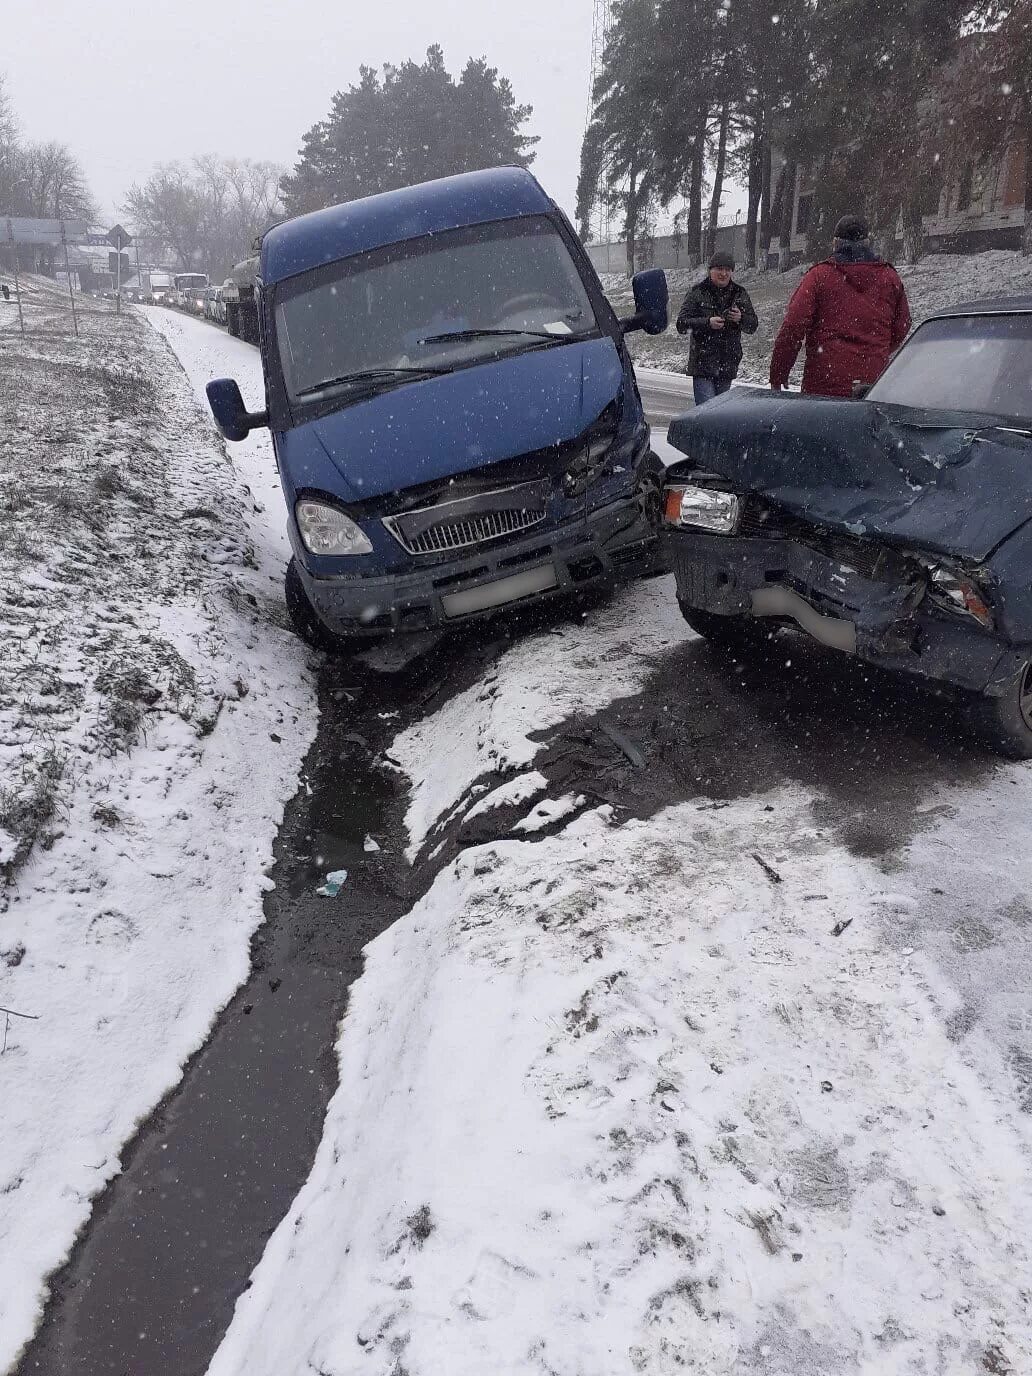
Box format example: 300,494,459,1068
281,49,537,218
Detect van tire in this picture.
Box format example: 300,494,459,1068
285,558,351,654
967,659,1032,759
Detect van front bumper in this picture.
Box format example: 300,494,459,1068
296,497,657,637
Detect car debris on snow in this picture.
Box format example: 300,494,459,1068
317,870,349,897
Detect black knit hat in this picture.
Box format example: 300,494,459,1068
708,250,736,270
834,214,870,242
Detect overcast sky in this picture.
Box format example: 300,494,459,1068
8,0,600,225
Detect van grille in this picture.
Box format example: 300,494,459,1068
383,486,548,556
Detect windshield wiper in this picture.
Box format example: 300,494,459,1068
417,327,582,345
295,366,449,398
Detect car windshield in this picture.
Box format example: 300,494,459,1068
868,312,1032,423
273,215,601,404
175,274,207,289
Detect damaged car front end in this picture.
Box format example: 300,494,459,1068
663,300,1032,756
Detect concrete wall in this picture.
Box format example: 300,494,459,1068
587,222,749,276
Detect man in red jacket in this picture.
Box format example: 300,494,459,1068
769,215,912,396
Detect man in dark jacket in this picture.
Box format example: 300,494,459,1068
675,251,759,405
769,215,911,397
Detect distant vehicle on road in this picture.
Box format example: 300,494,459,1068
662,297,1032,757
205,167,669,649
223,246,261,342
147,272,173,303
203,285,226,324
173,272,209,311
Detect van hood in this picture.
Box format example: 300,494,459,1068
667,389,1032,562
276,337,627,503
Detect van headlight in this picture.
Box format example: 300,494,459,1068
663,484,741,534
297,500,373,556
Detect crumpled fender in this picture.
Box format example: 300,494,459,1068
666,390,1032,564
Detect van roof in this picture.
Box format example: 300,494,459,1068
261,166,554,286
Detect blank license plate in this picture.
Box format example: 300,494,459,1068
441,565,558,618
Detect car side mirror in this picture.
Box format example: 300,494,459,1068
206,377,268,442
852,381,872,400
622,269,669,336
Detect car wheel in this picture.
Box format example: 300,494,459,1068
968,659,1032,759
679,603,766,652
285,558,352,654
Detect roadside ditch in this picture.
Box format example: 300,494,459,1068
12,630,504,1376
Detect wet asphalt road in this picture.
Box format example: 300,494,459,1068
636,364,694,428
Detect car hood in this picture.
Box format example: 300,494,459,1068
667,390,1032,562
276,337,626,503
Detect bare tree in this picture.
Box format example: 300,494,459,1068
124,157,283,277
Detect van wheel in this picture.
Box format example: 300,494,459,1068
679,603,764,652
967,659,1032,759
285,559,350,654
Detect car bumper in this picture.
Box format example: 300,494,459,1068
665,528,1023,695
296,496,658,637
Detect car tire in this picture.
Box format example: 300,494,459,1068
285,558,351,654
967,659,1032,759
679,603,765,652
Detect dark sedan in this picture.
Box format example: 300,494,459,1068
662,297,1032,757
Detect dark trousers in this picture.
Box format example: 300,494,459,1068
693,374,735,406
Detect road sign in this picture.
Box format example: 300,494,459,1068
4,217,89,246
106,224,133,250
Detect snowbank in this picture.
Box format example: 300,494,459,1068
0,304,316,1368
207,573,1032,1373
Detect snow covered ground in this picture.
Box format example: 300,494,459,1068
0,292,315,1369
207,574,1032,1373
609,247,1032,382
7,273,1032,1374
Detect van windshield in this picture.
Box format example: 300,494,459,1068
274,215,601,404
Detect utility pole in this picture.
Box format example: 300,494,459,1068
60,220,79,337
5,218,25,335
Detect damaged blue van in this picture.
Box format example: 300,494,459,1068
205,167,668,646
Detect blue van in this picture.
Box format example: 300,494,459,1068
206,167,669,646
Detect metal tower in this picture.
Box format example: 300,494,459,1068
586,0,614,248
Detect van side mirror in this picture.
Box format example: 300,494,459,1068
622,269,669,336
206,378,268,442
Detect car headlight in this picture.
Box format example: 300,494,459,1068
296,500,373,556
663,483,742,534
924,563,993,628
